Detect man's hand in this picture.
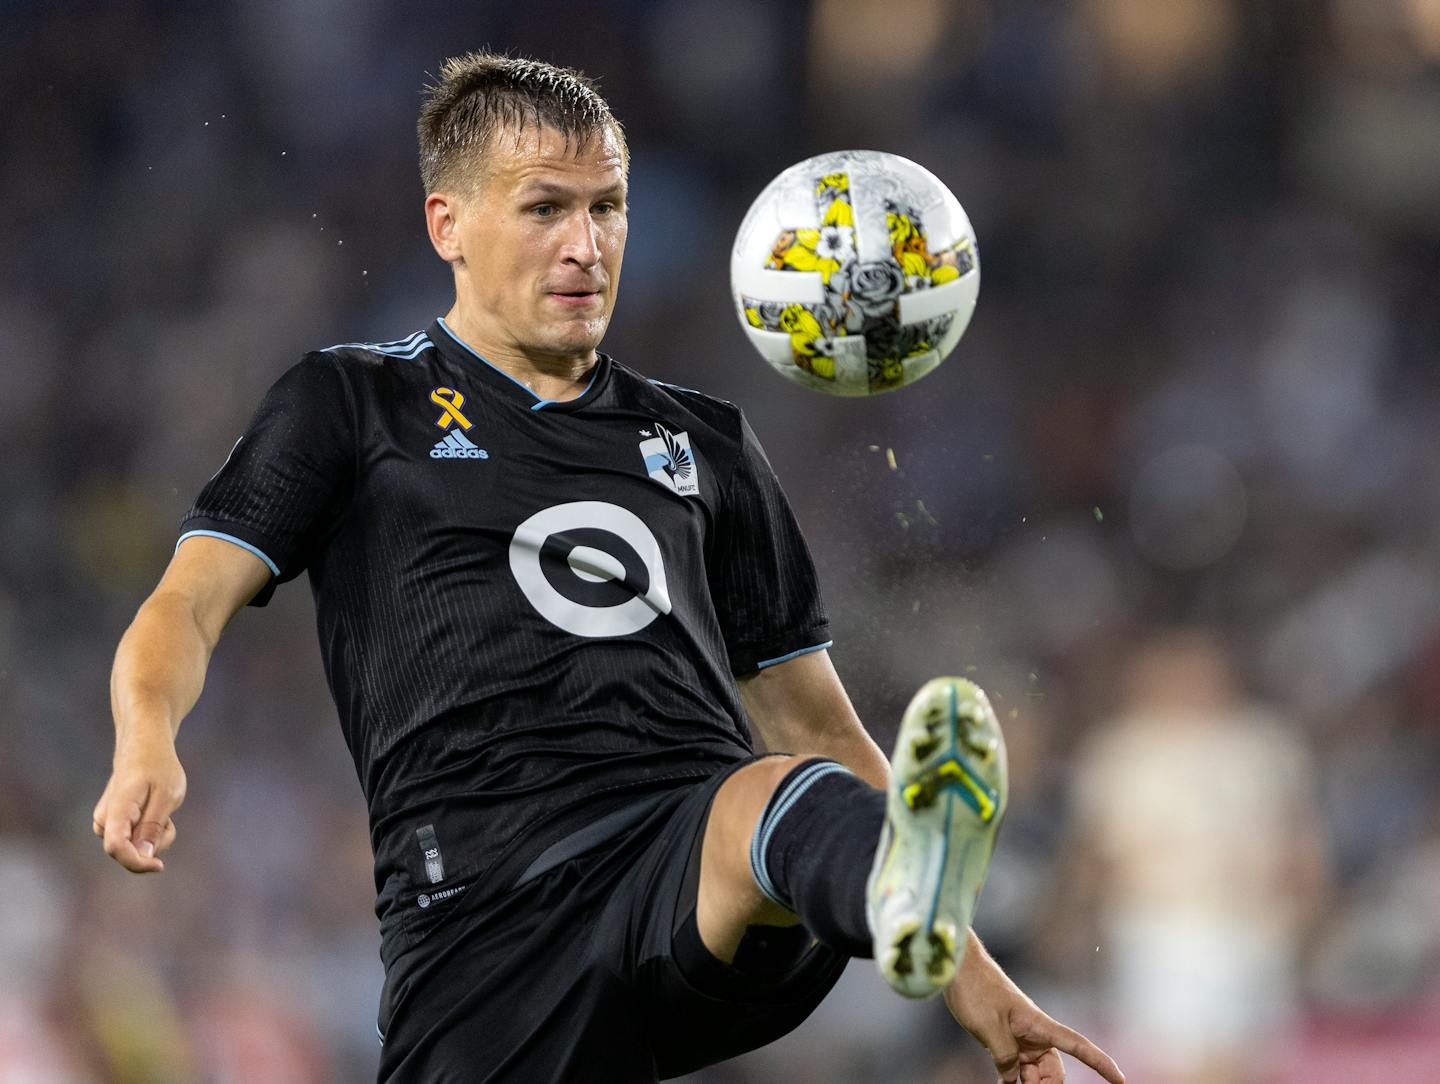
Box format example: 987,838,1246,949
92,738,186,873
945,930,1123,1084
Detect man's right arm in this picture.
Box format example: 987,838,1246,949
93,536,271,873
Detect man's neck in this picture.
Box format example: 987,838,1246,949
441,309,597,403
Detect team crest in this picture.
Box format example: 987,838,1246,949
639,425,700,496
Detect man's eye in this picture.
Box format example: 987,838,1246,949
532,204,557,218
593,202,614,216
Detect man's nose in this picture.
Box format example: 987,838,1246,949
561,212,601,267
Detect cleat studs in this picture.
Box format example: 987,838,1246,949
926,924,958,983
903,777,938,810
960,715,998,762
881,945,901,977
888,923,920,979
925,934,952,980
912,735,941,761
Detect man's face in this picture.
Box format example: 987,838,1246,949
435,124,628,363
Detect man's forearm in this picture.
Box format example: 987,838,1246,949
110,591,216,748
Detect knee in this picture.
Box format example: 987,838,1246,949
708,758,825,917
729,755,828,824
710,756,830,865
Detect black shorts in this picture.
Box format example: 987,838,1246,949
375,757,849,1082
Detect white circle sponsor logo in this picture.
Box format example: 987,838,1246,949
509,501,672,637
417,893,431,908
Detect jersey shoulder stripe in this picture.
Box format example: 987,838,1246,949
322,330,433,360
647,377,699,393
624,370,742,443
643,376,737,413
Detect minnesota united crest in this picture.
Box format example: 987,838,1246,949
638,425,700,497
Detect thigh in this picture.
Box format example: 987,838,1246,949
596,761,849,1080
377,854,655,1084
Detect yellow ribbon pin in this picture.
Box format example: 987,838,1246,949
430,387,473,431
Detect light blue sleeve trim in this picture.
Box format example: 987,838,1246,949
755,640,833,670
176,530,281,577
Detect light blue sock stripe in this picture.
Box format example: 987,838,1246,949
748,760,852,909
758,762,849,868
752,761,850,905
749,762,833,905
749,845,783,907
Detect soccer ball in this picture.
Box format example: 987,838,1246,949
730,150,980,396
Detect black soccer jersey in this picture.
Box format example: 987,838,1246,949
180,318,831,925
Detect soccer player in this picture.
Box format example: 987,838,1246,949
94,53,1123,1084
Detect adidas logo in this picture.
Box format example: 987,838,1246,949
430,429,489,459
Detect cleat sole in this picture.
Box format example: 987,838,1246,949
868,677,1008,1000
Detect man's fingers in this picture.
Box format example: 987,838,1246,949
102,798,139,852
1019,1049,1063,1084
1009,1050,1061,1084
133,819,167,860
130,779,183,866
1034,1019,1123,1084
133,816,177,858
103,801,153,872
991,1035,1021,1084
101,797,164,873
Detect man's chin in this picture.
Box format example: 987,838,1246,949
539,319,608,359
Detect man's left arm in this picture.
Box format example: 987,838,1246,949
736,651,1124,1084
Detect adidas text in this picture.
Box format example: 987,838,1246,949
431,430,489,459
430,445,489,459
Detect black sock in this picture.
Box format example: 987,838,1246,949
749,759,884,957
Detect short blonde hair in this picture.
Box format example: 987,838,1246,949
417,51,627,194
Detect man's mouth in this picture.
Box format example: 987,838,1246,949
548,290,601,307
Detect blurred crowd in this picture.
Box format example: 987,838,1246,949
2,1,1438,1081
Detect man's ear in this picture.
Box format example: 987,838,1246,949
425,192,463,264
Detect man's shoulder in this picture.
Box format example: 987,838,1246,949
270,329,438,403
607,357,744,437
312,328,437,370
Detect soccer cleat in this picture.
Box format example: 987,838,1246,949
867,677,1008,998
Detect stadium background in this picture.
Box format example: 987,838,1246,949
3,1,1439,1081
